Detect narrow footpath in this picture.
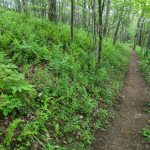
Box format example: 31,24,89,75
92,50,150,150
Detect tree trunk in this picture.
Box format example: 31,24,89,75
88,4,91,33
93,0,97,49
133,9,144,50
98,0,105,63
145,29,150,58
113,18,121,45
113,10,125,45
31,0,35,15
71,0,74,42
60,0,64,22
147,28,150,49
82,0,87,29
103,0,111,36
141,23,146,51
48,0,57,21
138,18,145,46
22,0,27,14
16,0,21,13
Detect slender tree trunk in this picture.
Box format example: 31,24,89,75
141,33,146,52
113,18,121,45
48,0,57,21
22,0,27,14
133,9,144,50
98,0,105,63
75,2,80,26
141,23,146,51
88,5,91,33
58,0,61,21
71,0,74,42
82,0,87,29
31,0,35,15
93,0,97,49
146,28,150,49
41,1,44,18
113,10,125,45
16,0,21,13
145,29,150,58
138,18,145,46
103,0,111,36
61,0,64,22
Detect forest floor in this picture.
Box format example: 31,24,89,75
91,50,150,150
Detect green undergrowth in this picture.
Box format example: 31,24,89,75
136,47,150,83
136,47,150,143
0,9,129,149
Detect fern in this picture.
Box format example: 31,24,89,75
4,118,22,146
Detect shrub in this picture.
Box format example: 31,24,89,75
0,58,36,116
136,47,150,142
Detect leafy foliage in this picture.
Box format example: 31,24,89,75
136,47,150,83
0,58,36,116
0,10,129,149
136,47,150,142
141,129,150,142
4,119,22,146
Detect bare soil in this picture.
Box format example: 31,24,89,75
91,50,150,150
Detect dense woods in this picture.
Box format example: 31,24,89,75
1,0,150,61
0,0,150,149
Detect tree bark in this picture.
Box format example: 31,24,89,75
98,0,105,63
16,0,22,13
82,0,87,29
145,28,150,58
22,0,27,14
113,10,125,45
71,0,74,42
133,9,144,50
31,0,35,14
146,28,150,49
138,18,145,46
113,17,121,45
92,0,97,49
48,0,57,21
103,0,111,36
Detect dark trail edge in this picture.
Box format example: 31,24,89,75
91,50,150,150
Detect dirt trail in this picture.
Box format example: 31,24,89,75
91,50,150,150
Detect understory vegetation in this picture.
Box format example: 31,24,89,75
137,48,150,84
0,0,150,149
0,10,130,149
136,48,150,143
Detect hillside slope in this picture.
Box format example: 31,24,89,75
0,10,129,149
